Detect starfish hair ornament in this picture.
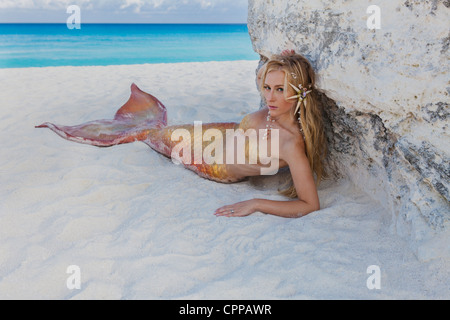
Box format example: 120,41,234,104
287,83,312,115
287,83,311,141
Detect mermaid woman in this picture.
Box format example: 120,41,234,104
36,53,328,218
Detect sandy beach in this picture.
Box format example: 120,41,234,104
0,60,448,299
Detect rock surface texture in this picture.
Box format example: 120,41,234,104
247,0,449,261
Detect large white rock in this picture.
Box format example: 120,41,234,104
248,0,449,260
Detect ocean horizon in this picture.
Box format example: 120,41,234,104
0,23,259,68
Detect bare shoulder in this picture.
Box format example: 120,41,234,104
280,133,307,164
238,109,267,130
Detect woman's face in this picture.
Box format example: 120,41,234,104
263,70,295,118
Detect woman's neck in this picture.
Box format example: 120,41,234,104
267,109,296,130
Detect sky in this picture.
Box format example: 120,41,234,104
0,0,249,23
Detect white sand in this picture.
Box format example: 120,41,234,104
0,61,448,299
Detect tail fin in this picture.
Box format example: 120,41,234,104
36,83,167,147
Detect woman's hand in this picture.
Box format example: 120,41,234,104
281,49,295,56
214,199,258,217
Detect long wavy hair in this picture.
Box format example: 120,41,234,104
260,54,328,198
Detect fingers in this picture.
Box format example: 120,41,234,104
214,200,254,218
214,206,236,217
281,49,295,56
214,204,247,217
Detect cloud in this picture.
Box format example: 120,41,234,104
0,0,248,23
0,0,247,11
0,0,89,10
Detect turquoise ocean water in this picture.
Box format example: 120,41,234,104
0,23,259,68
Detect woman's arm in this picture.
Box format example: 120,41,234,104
254,197,319,218
214,198,318,218
214,139,320,218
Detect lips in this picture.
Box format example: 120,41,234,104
268,106,278,110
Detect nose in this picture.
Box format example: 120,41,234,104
266,89,275,102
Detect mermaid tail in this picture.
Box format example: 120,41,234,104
35,83,167,147
143,123,242,183
36,83,243,183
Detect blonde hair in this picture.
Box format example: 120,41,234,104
261,54,328,198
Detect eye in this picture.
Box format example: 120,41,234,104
276,87,284,92
263,85,270,91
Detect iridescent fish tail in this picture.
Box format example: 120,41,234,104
35,83,167,147
36,83,242,183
